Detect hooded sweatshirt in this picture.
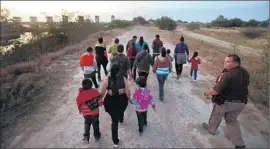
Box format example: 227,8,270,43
76,88,103,116
130,87,155,112
134,50,153,72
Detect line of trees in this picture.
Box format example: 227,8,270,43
209,15,269,28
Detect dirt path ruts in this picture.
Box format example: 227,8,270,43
176,27,260,57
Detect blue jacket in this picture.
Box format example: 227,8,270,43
136,41,149,52
174,42,189,55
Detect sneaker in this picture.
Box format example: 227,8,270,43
202,122,215,135
83,136,89,144
113,139,120,148
176,75,180,80
139,132,143,136
235,145,246,149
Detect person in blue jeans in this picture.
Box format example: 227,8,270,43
188,51,201,82
153,47,172,101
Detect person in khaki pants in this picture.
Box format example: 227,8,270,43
203,54,250,149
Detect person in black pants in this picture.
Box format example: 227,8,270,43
130,76,156,136
101,64,130,147
76,79,103,144
174,36,189,79
134,45,153,81
95,37,108,81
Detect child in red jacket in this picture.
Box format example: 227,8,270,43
76,79,103,144
188,52,201,82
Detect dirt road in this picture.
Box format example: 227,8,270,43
1,26,268,148
176,27,260,57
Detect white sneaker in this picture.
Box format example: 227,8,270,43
113,138,120,148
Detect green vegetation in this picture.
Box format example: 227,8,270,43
186,23,200,30
210,15,269,28
155,16,177,31
108,19,132,28
240,28,265,39
132,16,148,25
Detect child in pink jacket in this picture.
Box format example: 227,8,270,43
130,76,156,136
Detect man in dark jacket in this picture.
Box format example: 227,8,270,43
152,34,163,61
134,45,153,80
95,37,108,81
111,44,131,80
126,36,137,51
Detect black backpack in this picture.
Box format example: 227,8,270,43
108,76,125,95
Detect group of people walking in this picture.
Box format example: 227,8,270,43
76,34,249,149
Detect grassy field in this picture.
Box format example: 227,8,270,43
192,27,269,51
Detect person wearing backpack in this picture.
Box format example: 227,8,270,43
134,44,153,80
80,47,99,88
174,36,189,79
100,64,131,148
76,79,103,144
127,41,139,80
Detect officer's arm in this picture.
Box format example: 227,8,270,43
211,72,231,94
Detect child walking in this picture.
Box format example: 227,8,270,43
130,76,156,136
76,79,103,144
166,49,174,62
188,51,201,82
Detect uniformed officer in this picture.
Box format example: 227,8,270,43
203,54,250,149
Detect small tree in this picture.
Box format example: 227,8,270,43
133,16,148,25
155,16,177,31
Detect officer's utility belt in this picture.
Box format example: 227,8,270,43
225,99,247,104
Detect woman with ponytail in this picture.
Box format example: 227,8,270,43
100,64,130,147
153,47,172,101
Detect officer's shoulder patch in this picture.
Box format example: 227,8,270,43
217,73,224,82
218,72,231,82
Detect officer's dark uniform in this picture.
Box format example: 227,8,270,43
207,66,249,147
